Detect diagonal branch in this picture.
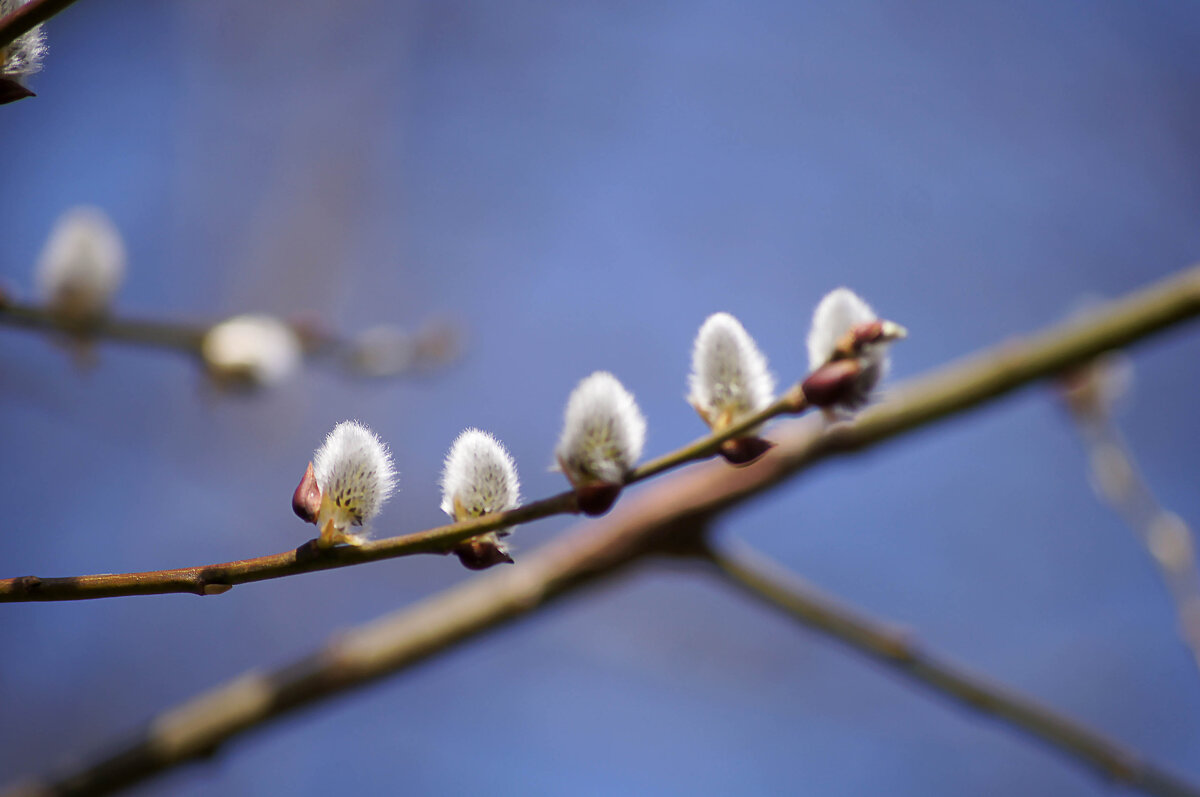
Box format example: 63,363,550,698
701,540,1200,797
4,264,1200,602
0,387,807,602
9,264,1200,796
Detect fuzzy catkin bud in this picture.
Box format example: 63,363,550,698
555,371,646,514
310,420,397,546
441,429,521,568
441,429,520,521
35,207,125,321
0,0,46,104
804,288,904,410
688,312,775,431
201,314,303,389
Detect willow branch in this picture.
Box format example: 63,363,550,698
11,264,1200,796
0,299,456,379
701,540,1200,797
0,0,79,52
0,387,806,602
0,300,210,352
5,265,1200,602
1060,362,1200,674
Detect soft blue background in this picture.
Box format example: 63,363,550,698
2,1,1200,794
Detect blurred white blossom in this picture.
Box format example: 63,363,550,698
35,207,125,319
805,288,904,409
311,420,397,546
807,288,879,372
201,314,302,389
556,371,646,488
688,312,774,430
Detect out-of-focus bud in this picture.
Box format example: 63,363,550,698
35,207,125,323
555,371,646,516
803,288,905,411
201,314,303,390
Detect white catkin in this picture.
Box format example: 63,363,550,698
688,312,775,427
312,420,397,543
35,207,125,316
440,429,521,534
806,288,880,372
1,0,46,79
201,315,303,388
555,371,646,486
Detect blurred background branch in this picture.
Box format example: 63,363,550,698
1060,357,1200,675
702,540,1200,797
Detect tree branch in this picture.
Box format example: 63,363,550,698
701,540,1200,797
1060,360,1200,675
0,298,459,382
0,0,79,52
4,265,1200,602
9,264,1200,795
0,387,808,602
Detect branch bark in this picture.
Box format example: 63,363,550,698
9,264,1200,795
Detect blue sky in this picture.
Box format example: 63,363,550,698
2,2,1199,794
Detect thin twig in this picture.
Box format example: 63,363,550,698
0,301,210,353
1060,360,1200,675
0,0,79,52
4,265,1200,602
701,540,1200,797
9,264,1200,795
0,299,457,380
0,388,806,602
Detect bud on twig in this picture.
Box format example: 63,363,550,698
804,288,906,411
291,462,321,523
35,207,125,324
555,371,646,516
304,421,397,547
688,312,776,466
201,315,303,390
440,429,521,569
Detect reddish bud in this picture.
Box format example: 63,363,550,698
801,359,865,408
292,462,322,523
719,436,775,466
0,79,35,105
453,538,514,570
575,482,623,517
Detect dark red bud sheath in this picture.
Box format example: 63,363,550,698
801,359,864,408
0,79,35,105
575,482,623,517
453,539,515,570
719,436,776,466
292,462,322,523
